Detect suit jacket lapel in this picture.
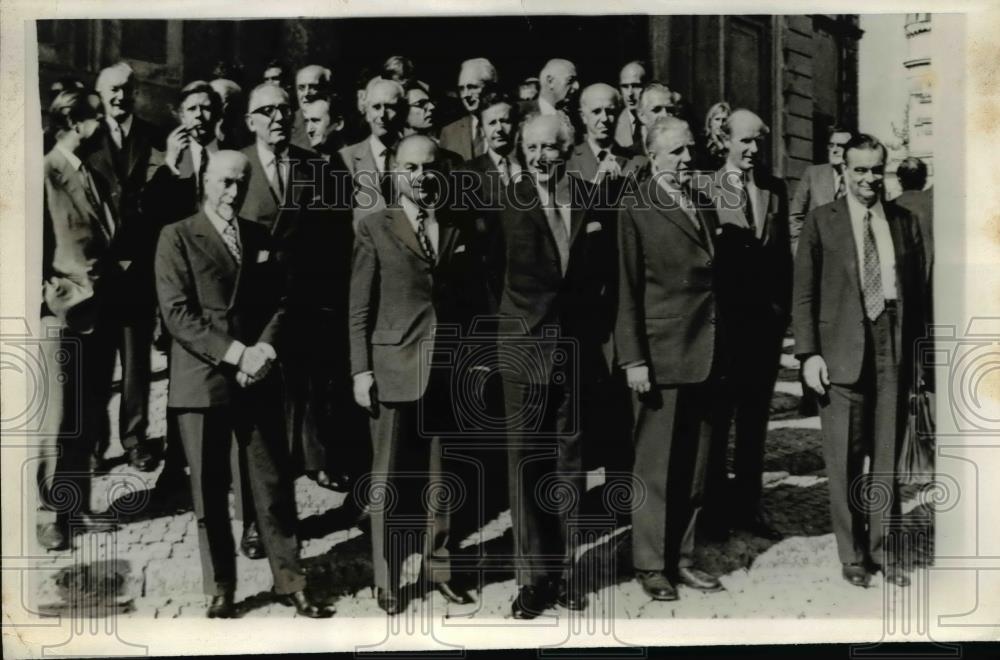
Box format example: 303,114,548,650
53,150,109,241
831,198,863,299
571,144,597,182
387,208,429,262
649,178,710,254
123,121,147,178
191,211,240,285
754,181,769,239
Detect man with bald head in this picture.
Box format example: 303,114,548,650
291,64,333,149
86,61,163,473
155,150,333,619
495,113,617,618
350,134,488,614
617,117,726,600
701,108,791,542
440,58,498,160
615,61,648,151
340,77,409,226
568,83,646,187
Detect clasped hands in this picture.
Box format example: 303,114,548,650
235,343,276,388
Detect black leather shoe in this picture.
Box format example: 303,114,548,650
435,581,477,605
842,563,871,588
276,590,335,618
734,513,783,541
555,579,587,611
636,570,678,601
676,566,724,592
240,522,267,560
376,587,402,615
511,585,550,620
882,565,911,588
127,444,157,472
207,593,235,618
36,522,69,551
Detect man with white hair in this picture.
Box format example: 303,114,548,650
617,117,726,601
634,82,681,155
567,83,646,187
494,113,617,619
290,64,333,149
339,77,408,226
155,149,334,619
439,57,497,160
86,61,162,474
615,61,648,151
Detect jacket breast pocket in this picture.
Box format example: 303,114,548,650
371,328,405,345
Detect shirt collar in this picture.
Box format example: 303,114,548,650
587,138,612,160
399,195,433,225
368,134,389,159
108,114,133,138
846,189,885,222
203,204,236,234
256,141,287,167
55,143,83,172
724,162,756,187
538,97,558,116
488,148,512,168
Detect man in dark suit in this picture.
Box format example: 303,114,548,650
633,83,681,157
793,134,925,589
154,150,333,619
495,113,617,619
617,117,726,601
569,83,647,189
340,78,408,227
36,89,119,551
439,58,497,161
350,135,487,614
615,61,647,152
520,59,581,133
789,126,853,254
87,61,161,472
290,64,333,150
893,156,933,280
300,98,346,160
701,108,791,541
463,91,522,209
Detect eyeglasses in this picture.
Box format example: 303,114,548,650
251,104,291,118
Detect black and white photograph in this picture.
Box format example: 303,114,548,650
1,1,997,656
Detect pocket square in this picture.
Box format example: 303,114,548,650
586,221,602,233
454,245,467,254
256,250,270,263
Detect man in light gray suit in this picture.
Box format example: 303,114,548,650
789,125,853,254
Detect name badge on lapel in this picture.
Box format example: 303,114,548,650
586,221,602,233
256,249,270,263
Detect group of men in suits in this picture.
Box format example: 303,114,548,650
38,51,931,619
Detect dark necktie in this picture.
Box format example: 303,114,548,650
630,110,642,149
380,148,393,202
861,210,885,321
196,149,209,201
497,156,510,186
544,204,570,275
415,209,436,263
834,169,846,200
741,178,755,233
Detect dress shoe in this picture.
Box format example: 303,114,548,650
239,522,267,560
36,522,69,551
207,593,235,618
676,566,724,592
511,585,551,620
126,444,158,472
881,565,912,588
435,581,477,605
555,578,588,611
734,513,783,541
275,590,335,618
635,570,678,601
842,562,871,588
376,587,402,615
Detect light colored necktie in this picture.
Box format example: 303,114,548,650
544,204,570,275
110,122,123,150
269,154,285,199
497,156,510,186
221,217,241,264
861,210,884,321
834,170,846,200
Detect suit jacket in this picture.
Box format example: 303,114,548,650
614,109,641,152
439,114,481,162
495,175,618,384
349,205,486,402
790,163,839,253
143,143,212,227
616,175,720,386
339,137,390,227
792,197,926,386
239,142,325,261
566,141,645,185
155,210,286,408
84,116,161,264
702,167,793,325
893,188,933,278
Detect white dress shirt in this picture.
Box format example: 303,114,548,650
846,191,898,300
399,195,439,255
106,114,134,150
488,148,522,182
535,181,572,237
256,142,289,198
723,163,764,238
368,134,391,176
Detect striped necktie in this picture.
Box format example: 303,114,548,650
221,217,241,264
415,209,436,263
861,210,884,321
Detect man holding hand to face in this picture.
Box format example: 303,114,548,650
155,151,333,620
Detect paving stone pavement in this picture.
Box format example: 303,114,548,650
29,343,934,620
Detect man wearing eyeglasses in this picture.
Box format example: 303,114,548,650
440,58,497,161
789,125,854,255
